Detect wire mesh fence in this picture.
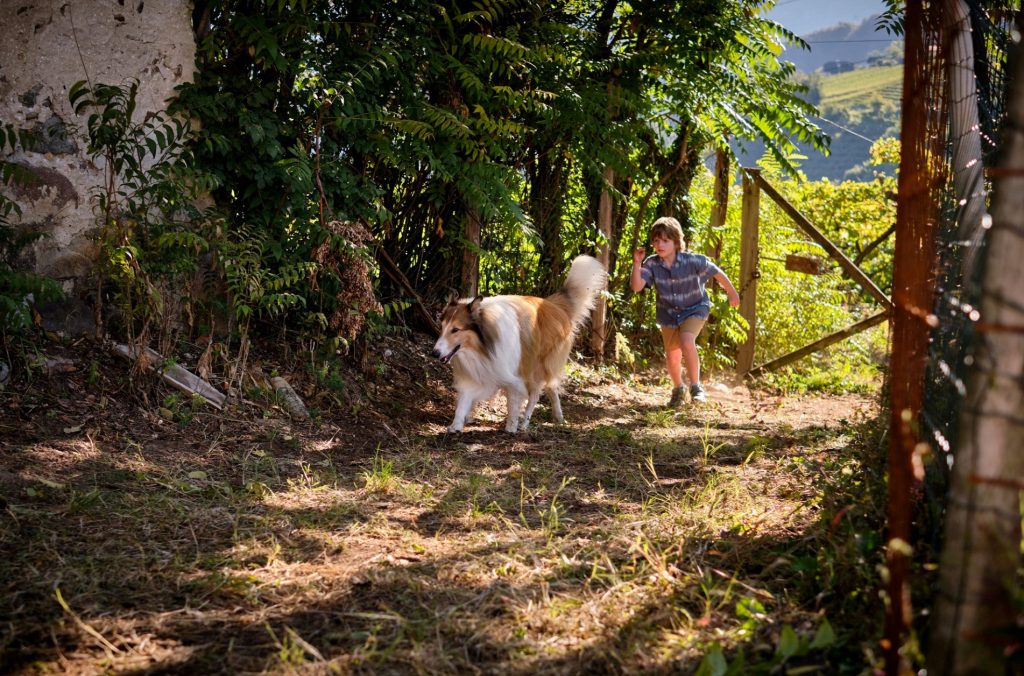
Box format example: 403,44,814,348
888,1,1020,672
921,0,1013,544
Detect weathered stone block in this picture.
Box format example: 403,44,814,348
0,0,196,286
29,115,77,155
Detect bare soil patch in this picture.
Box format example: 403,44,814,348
0,333,884,674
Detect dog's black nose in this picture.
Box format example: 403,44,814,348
431,349,441,358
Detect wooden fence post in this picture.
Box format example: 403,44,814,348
590,165,614,360
736,169,760,374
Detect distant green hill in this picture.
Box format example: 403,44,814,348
807,65,902,180
727,13,906,182
732,64,902,181
820,65,902,109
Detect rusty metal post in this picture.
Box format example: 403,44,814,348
886,0,942,672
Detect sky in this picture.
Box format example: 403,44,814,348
764,0,888,37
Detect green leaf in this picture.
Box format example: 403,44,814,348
809,618,836,650
695,644,728,676
69,80,90,110
735,596,766,620
776,624,799,659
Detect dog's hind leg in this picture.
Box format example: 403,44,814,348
546,386,564,423
521,385,543,430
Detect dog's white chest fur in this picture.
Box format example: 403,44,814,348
451,300,522,399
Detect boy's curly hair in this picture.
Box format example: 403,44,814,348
650,216,685,251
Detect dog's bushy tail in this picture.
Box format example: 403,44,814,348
558,255,608,331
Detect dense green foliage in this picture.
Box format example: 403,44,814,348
68,79,361,385
173,0,827,346
686,141,896,392
70,80,216,346
9,1,883,387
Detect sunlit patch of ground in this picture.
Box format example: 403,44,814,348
1,336,884,674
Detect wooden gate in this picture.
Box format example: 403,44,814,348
735,168,894,376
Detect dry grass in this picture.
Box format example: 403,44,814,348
0,335,886,674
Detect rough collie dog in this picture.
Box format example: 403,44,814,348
432,255,607,433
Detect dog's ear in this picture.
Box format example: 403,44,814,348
439,300,457,324
468,295,484,317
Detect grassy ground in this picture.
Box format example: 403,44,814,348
0,334,887,674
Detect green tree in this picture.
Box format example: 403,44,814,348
174,0,828,364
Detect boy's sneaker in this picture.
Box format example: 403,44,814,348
667,385,688,409
690,383,707,403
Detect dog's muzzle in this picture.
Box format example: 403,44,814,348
433,345,460,364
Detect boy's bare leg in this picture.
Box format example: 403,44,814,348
680,332,700,386
666,347,684,387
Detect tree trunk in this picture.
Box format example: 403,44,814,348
706,146,729,261
590,165,614,358
702,146,730,359
529,143,568,294
656,142,702,234
927,9,1024,673
945,0,986,281
461,209,481,297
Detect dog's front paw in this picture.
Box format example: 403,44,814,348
504,421,519,433
447,423,464,433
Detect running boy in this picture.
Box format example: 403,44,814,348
630,216,740,406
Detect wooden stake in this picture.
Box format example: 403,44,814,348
736,169,760,374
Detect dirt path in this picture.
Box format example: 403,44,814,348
0,336,883,674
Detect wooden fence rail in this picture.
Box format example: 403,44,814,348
737,168,893,377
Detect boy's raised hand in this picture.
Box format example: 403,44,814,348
632,247,646,265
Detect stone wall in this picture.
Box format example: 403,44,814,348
0,1,196,291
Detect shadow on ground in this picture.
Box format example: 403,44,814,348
0,338,883,674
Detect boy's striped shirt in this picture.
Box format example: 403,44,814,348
639,252,722,327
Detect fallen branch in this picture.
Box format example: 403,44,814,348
111,342,226,410
271,376,310,421
377,247,440,336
